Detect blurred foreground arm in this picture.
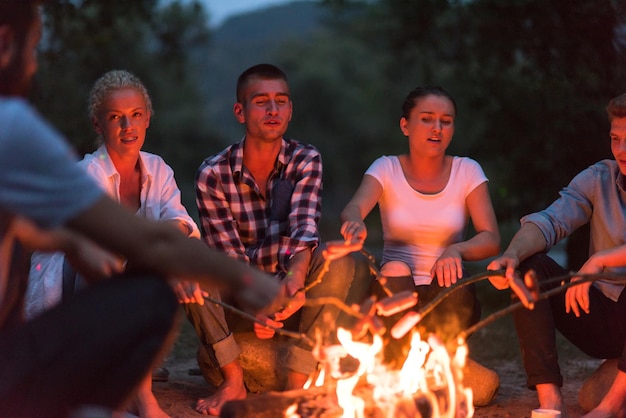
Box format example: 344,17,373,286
12,216,123,281
66,196,282,314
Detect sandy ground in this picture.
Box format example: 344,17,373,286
150,308,601,418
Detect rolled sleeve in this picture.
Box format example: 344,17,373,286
521,166,596,250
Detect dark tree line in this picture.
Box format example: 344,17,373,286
34,0,626,244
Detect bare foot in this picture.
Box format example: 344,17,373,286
131,374,170,418
195,382,246,415
536,383,569,418
285,371,309,391
136,394,169,418
582,370,626,418
196,361,246,416
582,394,626,418
582,410,620,418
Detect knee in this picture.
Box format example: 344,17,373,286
518,253,564,284
314,244,355,283
381,261,412,278
128,276,178,321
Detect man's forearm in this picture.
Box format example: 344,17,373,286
505,223,548,263
13,216,83,254
286,248,312,289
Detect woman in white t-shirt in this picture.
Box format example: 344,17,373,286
340,86,500,361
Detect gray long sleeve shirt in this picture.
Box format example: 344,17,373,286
522,159,626,301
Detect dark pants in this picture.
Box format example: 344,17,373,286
0,275,179,418
513,253,626,388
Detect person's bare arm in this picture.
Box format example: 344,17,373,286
162,219,191,236
487,223,547,289
272,248,311,321
66,196,282,313
12,216,123,281
340,175,382,245
432,182,500,287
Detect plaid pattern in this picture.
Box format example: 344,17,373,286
195,137,322,276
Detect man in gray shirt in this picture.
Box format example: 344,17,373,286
488,94,626,417
0,1,282,416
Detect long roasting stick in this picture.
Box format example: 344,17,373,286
203,295,316,346
456,273,626,343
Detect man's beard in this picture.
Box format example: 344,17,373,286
0,51,32,97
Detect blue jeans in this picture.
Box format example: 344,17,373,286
184,242,356,376
513,253,626,389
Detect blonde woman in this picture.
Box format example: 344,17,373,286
27,70,201,418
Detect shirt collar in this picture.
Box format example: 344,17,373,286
231,137,289,178
94,145,149,183
617,171,626,193
93,146,118,178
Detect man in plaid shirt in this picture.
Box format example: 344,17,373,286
187,64,357,415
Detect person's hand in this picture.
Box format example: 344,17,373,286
323,239,364,261
65,238,125,282
566,258,600,317
340,220,367,246
11,215,123,281
235,268,284,316
273,278,305,321
171,280,208,305
565,278,592,317
254,314,284,339
431,247,463,287
487,253,520,290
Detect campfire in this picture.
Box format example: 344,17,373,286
215,249,626,418
294,328,475,418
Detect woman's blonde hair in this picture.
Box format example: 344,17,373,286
88,70,153,120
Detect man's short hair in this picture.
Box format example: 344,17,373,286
236,63,288,103
607,93,626,121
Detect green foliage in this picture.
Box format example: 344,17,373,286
317,0,624,225
34,0,215,214
33,0,626,240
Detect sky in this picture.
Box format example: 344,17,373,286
199,0,295,26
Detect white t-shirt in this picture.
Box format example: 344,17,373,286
366,155,488,285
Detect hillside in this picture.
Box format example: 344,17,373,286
191,1,332,146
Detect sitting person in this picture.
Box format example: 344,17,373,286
188,63,359,415
0,2,282,417
488,93,626,418
340,86,501,404
25,69,202,418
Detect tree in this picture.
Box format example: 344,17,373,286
34,0,215,212
321,0,625,224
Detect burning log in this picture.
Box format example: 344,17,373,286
211,245,626,418
219,383,439,418
219,386,338,418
